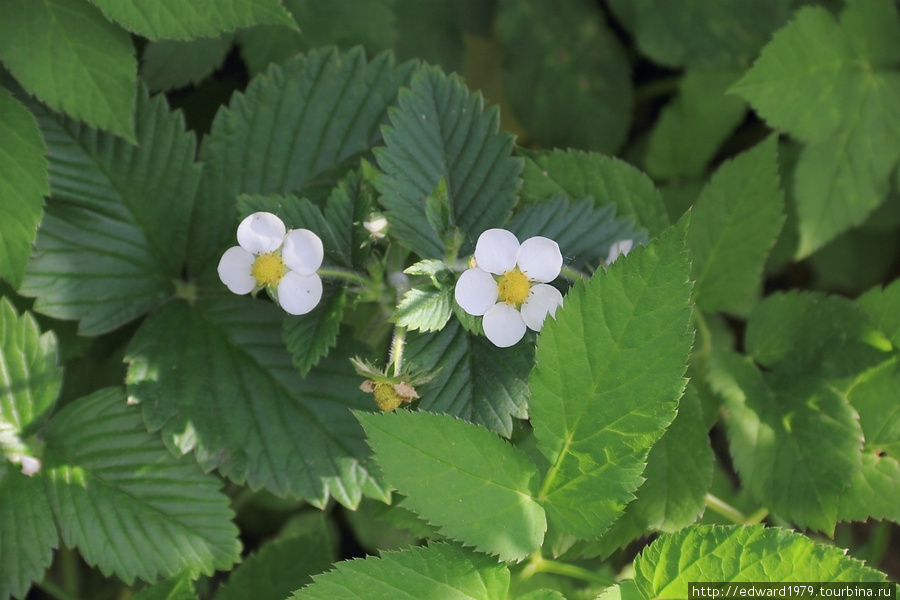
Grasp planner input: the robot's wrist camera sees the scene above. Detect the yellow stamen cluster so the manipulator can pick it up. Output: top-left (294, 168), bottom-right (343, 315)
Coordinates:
top-left (251, 253), bottom-right (286, 286)
top-left (496, 268), bottom-right (531, 305)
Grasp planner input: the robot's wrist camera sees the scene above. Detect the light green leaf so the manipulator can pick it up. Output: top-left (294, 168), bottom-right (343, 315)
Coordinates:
top-left (708, 351), bottom-right (863, 533)
top-left (87, 0), bottom-right (296, 40)
top-left (530, 218), bottom-right (694, 538)
top-left (0, 88), bottom-right (48, 289)
top-left (517, 591), bottom-right (567, 600)
top-left (0, 468), bottom-right (57, 600)
top-left (498, 0), bottom-right (632, 154)
top-left (141, 35), bottom-right (233, 92)
top-left (858, 279), bottom-right (900, 348)
top-left (842, 0), bottom-right (900, 66)
top-left (394, 287), bottom-right (452, 333)
top-left (405, 319), bottom-right (533, 438)
top-left (133, 573), bottom-right (197, 600)
top-left (359, 411), bottom-right (546, 561)
top-left (375, 66), bottom-right (522, 258)
top-left (520, 150), bottom-right (669, 236)
top-left (42, 388), bottom-right (241, 584)
top-left (126, 298), bottom-right (389, 508)
top-left (190, 47), bottom-right (413, 276)
top-left (0, 0), bottom-right (136, 141)
top-left (687, 136), bottom-right (784, 313)
top-left (20, 88), bottom-right (200, 335)
top-left (290, 543), bottom-right (509, 600)
top-left (837, 452), bottom-right (900, 524)
top-left (645, 67), bottom-right (747, 179)
top-left (846, 359), bottom-right (900, 455)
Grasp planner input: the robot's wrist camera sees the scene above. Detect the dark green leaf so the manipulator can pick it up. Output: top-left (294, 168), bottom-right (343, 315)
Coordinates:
top-left (0, 468), bottom-right (56, 600)
top-left (858, 277), bottom-right (900, 348)
top-left (837, 453), bottom-right (900, 524)
top-left (133, 574), bottom-right (197, 600)
top-left (847, 359), bottom-right (900, 455)
top-left (141, 35), bottom-right (233, 92)
top-left (283, 288), bottom-right (346, 377)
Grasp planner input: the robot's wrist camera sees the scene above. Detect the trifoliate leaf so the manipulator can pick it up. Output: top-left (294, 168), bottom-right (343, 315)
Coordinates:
top-left (708, 351), bottom-right (862, 533)
top-left (141, 35), bottom-right (233, 92)
top-left (375, 66), bottom-right (522, 258)
top-left (0, 468), bottom-right (56, 600)
top-left (393, 287), bottom-right (452, 333)
top-left (20, 88), bottom-right (200, 335)
top-left (0, 88), bottom-right (48, 290)
top-left (497, 0), bottom-right (632, 154)
top-left (405, 320), bottom-right (532, 438)
top-left (87, 0), bottom-right (296, 40)
top-left (42, 387), bottom-right (241, 584)
top-left (191, 47), bottom-right (414, 276)
top-left (359, 411), bottom-right (546, 560)
top-left (529, 218), bottom-right (693, 539)
top-left (858, 279), bottom-right (900, 348)
top-left (520, 150), bottom-right (668, 236)
top-left (687, 136), bottom-right (784, 313)
top-left (133, 574), bottom-right (197, 600)
top-left (837, 452), bottom-right (900, 524)
top-left (0, 0), bottom-right (136, 141)
top-left (126, 298), bottom-right (389, 508)
top-left (846, 359), bottom-right (900, 455)
top-left (290, 543), bottom-right (509, 600)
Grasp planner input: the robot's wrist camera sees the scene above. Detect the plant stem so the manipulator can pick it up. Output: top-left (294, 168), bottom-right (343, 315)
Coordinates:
top-left (317, 267), bottom-right (373, 288)
top-left (36, 579), bottom-right (83, 600)
top-left (705, 493), bottom-right (752, 524)
top-left (535, 558), bottom-right (617, 587)
top-left (389, 326), bottom-right (407, 377)
top-left (560, 264), bottom-right (590, 282)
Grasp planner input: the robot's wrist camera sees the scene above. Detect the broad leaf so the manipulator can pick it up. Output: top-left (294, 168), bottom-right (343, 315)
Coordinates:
top-left (282, 289), bottom-right (346, 377)
top-left (141, 36), bottom-right (233, 92)
top-left (837, 453), bottom-right (900, 524)
top-left (687, 136), bottom-right (784, 313)
top-left (20, 88), bottom-right (201, 335)
top-left (405, 319), bottom-right (532, 438)
top-left (0, 88), bottom-right (48, 289)
top-left (846, 359), bottom-right (900, 455)
top-left (42, 388), bottom-right (241, 584)
top-left (858, 274), bottom-right (900, 348)
top-left (529, 218), bottom-right (694, 538)
top-left (375, 66), bottom-right (522, 258)
top-left (0, 468), bottom-right (56, 600)
top-left (359, 411), bottom-right (546, 561)
top-left (290, 543), bottom-right (509, 600)
top-left (126, 298), bottom-right (389, 508)
top-left (0, 0), bottom-right (136, 141)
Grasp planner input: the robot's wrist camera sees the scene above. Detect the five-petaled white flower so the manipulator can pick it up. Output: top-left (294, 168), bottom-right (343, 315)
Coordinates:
top-left (455, 228), bottom-right (564, 348)
top-left (217, 212), bottom-right (324, 315)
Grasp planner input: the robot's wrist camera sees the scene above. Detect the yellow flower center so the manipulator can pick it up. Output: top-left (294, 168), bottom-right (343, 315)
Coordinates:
top-left (497, 268), bottom-right (531, 305)
top-left (251, 253), bottom-right (286, 286)
top-left (373, 383), bottom-right (404, 412)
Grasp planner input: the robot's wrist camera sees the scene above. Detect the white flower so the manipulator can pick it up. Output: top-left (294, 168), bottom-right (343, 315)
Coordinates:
top-left (605, 239), bottom-right (633, 266)
top-left (217, 212), bottom-right (324, 315)
top-left (455, 228), bottom-right (564, 348)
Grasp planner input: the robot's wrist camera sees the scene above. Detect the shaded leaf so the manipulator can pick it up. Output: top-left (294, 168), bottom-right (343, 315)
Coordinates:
top-left (282, 288), bottom-right (346, 377)
top-left (141, 35), bottom-right (233, 92)
top-left (133, 574), bottom-right (197, 600)
top-left (837, 453), bottom-right (900, 524)
top-left (858, 278), bottom-right (900, 348)
top-left (0, 468), bottom-right (56, 600)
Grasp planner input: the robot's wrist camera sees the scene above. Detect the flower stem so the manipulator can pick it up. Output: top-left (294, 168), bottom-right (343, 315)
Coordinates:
top-left (560, 264), bottom-right (590, 282)
top-left (705, 493), bottom-right (767, 524)
top-left (517, 552), bottom-right (616, 588)
top-left (317, 267), bottom-right (373, 288)
top-left (389, 326), bottom-right (407, 377)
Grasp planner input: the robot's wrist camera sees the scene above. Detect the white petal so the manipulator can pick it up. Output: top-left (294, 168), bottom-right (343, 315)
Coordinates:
top-left (19, 455), bottom-right (41, 476)
top-left (277, 272), bottom-right (323, 315)
top-left (237, 212), bottom-right (286, 254)
top-left (606, 239), bottom-right (633, 265)
top-left (217, 246), bottom-right (257, 294)
top-left (474, 228), bottom-right (520, 275)
top-left (282, 229), bottom-right (324, 275)
top-left (454, 268), bottom-right (499, 316)
top-left (483, 303), bottom-right (527, 347)
top-left (517, 236), bottom-right (563, 283)
top-left (521, 283), bottom-right (564, 331)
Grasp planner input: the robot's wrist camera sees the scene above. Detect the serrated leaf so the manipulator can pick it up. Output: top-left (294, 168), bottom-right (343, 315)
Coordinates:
top-left (708, 351), bottom-right (863, 533)
top-left (20, 88), bottom-right (200, 335)
top-left (497, 0), bottom-right (632, 154)
top-left (0, 468), bottom-right (57, 600)
top-left (290, 543), bottom-right (509, 600)
top-left (283, 288), bottom-right (346, 377)
top-left (846, 359), bottom-right (900, 455)
top-left (141, 35), bottom-right (233, 92)
top-left (520, 150), bottom-right (668, 236)
top-left (126, 298), bottom-right (389, 508)
top-left (405, 319), bottom-right (532, 438)
top-left (529, 218), bottom-right (694, 538)
top-left (0, 0), bottom-right (136, 141)
top-left (42, 388), bottom-right (241, 584)
top-left (375, 66), bottom-right (522, 258)
top-left (394, 287), bottom-right (452, 333)
top-left (837, 452), bottom-right (900, 524)
top-left (190, 48), bottom-right (414, 276)
top-left (688, 136), bottom-right (784, 312)
top-left (359, 411), bottom-right (546, 561)
top-left (0, 88), bottom-right (48, 289)
top-left (88, 0), bottom-right (296, 40)
top-left (133, 573), bottom-right (197, 600)
top-left (859, 279), bottom-right (900, 348)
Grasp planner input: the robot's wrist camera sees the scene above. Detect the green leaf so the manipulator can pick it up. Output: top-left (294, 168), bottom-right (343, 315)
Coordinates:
top-left (87, 0), bottom-right (295, 40)
top-left (497, 0), bottom-right (632, 154)
top-left (708, 351), bottom-right (863, 533)
top-left (520, 150), bottom-right (669, 236)
top-left (644, 67), bottom-right (747, 179)
top-left (517, 591), bottom-right (567, 600)
top-left (687, 136), bottom-right (785, 313)
top-left (858, 279), bottom-right (900, 348)
top-left (405, 319), bottom-right (533, 438)
top-left (133, 574), bottom-right (197, 600)
top-left (141, 35), bottom-right (233, 92)
top-left (609, 524), bottom-right (891, 600)
top-left (358, 411), bottom-right (546, 561)
top-left (20, 88), bottom-right (201, 335)
top-left (375, 66), bottom-right (522, 258)
top-left (0, 0), bottom-right (136, 141)
top-left (530, 218), bottom-right (694, 538)
top-left (744, 291), bottom-right (892, 380)
top-left (837, 452), bottom-right (900, 524)
top-left (42, 387), bottom-right (241, 584)
top-left (0, 468), bottom-right (57, 600)
top-left (846, 359), bottom-right (900, 455)
top-left (282, 288), bottom-right (346, 377)
top-left (190, 47), bottom-right (414, 276)
top-left (0, 88), bottom-right (48, 289)
top-left (290, 542), bottom-right (509, 600)
top-left (394, 287), bottom-right (452, 333)
top-left (126, 298), bottom-right (389, 508)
